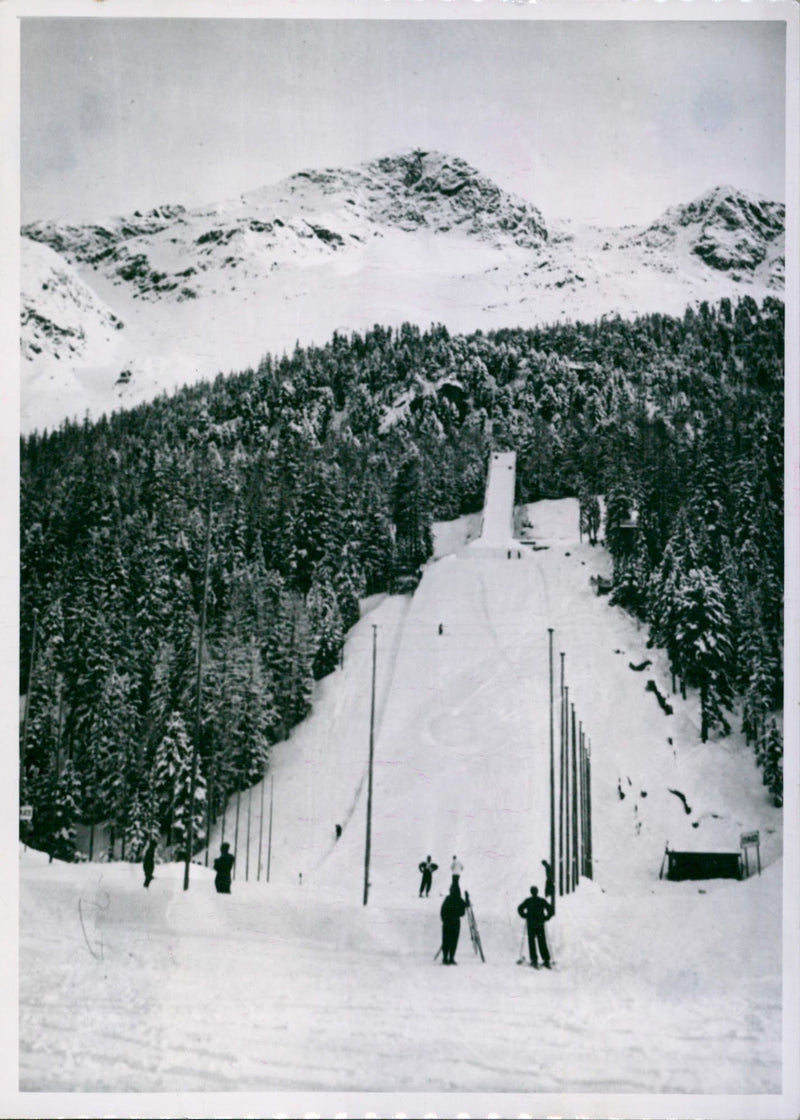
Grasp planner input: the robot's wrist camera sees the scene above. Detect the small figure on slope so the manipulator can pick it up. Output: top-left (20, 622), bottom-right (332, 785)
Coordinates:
top-left (450, 854), bottom-right (463, 889)
top-left (418, 855), bottom-right (438, 898)
top-left (142, 839), bottom-right (157, 889)
top-left (214, 842), bottom-right (235, 895)
top-left (440, 882), bottom-right (467, 965)
top-left (517, 885), bottom-right (553, 969)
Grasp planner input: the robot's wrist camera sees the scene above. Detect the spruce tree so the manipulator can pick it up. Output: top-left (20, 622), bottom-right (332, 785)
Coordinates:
top-left (50, 761), bottom-right (82, 862)
top-left (151, 710), bottom-right (193, 847)
top-left (677, 567), bottom-right (734, 741)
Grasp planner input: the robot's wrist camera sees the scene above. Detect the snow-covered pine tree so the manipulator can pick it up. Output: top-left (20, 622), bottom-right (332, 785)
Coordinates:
top-left (308, 572), bottom-right (345, 680)
top-left (229, 641), bottom-right (277, 786)
top-left (171, 760), bottom-right (206, 861)
top-left (676, 566), bottom-right (734, 741)
top-left (578, 480), bottom-right (601, 546)
top-left (123, 787), bottom-right (159, 860)
top-left (90, 668), bottom-right (139, 856)
top-left (610, 539), bottom-right (650, 619)
top-left (392, 453), bottom-right (433, 576)
top-left (603, 484), bottom-right (634, 562)
top-left (49, 760), bottom-right (82, 862)
top-left (151, 709), bottom-right (193, 847)
top-left (762, 720), bottom-right (783, 806)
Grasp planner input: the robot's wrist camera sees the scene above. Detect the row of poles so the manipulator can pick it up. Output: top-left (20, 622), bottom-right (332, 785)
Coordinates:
top-left (362, 624), bottom-right (593, 910)
top-left (206, 771), bottom-right (275, 883)
top-left (23, 496), bottom-right (592, 902)
top-left (548, 627), bottom-right (593, 912)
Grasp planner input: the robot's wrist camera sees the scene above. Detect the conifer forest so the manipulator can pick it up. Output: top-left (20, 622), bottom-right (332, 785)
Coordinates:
top-left (20, 296), bottom-right (784, 861)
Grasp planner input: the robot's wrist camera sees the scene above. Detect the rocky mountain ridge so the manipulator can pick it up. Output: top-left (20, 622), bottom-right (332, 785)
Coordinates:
top-left (20, 149), bottom-right (784, 432)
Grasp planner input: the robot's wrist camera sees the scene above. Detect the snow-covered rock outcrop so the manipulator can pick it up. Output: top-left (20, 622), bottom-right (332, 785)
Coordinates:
top-left (19, 150), bottom-right (784, 433)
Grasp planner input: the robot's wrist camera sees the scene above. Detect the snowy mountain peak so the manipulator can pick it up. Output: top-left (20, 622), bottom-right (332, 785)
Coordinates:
top-left (237, 147), bottom-right (550, 248)
top-left (19, 151), bottom-right (785, 433)
top-left (628, 185), bottom-right (785, 280)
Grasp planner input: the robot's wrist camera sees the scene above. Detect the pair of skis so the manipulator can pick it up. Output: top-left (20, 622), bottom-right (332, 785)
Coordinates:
top-left (433, 898), bottom-right (485, 963)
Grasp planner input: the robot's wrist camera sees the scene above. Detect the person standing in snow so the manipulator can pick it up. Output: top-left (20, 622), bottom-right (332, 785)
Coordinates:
top-left (142, 839), bottom-right (157, 889)
top-left (440, 882), bottom-right (467, 964)
top-left (213, 842), bottom-right (235, 894)
top-left (450, 855), bottom-right (463, 889)
top-left (418, 855), bottom-right (438, 898)
top-left (517, 886), bottom-right (553, 968)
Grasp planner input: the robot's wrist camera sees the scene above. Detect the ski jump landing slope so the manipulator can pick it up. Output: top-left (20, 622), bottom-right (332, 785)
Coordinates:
top-left (19, 476), bottom-right (785, 1093)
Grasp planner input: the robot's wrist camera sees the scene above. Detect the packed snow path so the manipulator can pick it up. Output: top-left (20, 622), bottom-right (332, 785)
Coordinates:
top-left (19, 499), bottom-right (783, 1094)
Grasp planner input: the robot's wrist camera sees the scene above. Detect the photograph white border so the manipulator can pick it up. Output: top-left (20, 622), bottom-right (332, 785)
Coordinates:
top-left (2, 1), bottom-right (797, 1117)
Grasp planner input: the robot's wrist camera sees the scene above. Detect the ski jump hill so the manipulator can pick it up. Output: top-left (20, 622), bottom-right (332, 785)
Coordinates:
top-left (19, 451), bottom-right (785, 1095)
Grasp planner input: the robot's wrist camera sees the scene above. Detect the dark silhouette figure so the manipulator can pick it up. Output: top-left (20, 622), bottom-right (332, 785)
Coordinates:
top-left (214, 842), bottom-right (235, 894)
top-left (541, 858), bottom-right (554, 902)
top-left (418, 855), bottom-right (438, 897)
top-left (440, 883), bottom-right (467, 964)
top-left (142, 840), bottom-right (157, 889)
top-left (517, 886), bottom-right (553, 968)
top-left (335, 823), bottom-right (342, 841)
top-left (438, 623), bottom-right (444, 635)
top-left (450, 854), bottom-right (463, 889)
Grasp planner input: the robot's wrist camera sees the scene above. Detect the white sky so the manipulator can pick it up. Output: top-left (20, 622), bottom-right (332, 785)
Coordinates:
top-left (21, 17), bottom-right (786, 227)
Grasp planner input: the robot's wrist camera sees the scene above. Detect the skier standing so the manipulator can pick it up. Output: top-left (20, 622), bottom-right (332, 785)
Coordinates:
top-left (213, 842), bottom-right (235, 894)
top-left (440, 883), bottom-right (467, 965)
top-left (418, 855), bottom-right (438, 898)
top-left (450, 855), bottom-right (463, 889)
top-left (142, 839), bottom-right (157, 889)
top-left (517, 885), bottom-right (554, 968)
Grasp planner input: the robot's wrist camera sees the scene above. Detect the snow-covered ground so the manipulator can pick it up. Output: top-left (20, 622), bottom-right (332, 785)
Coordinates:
top-left (18, 490), bottom-right (793, 1112)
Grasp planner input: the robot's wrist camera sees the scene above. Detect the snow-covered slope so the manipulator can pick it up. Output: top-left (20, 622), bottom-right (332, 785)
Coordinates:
top-left (20, 150), bottom-right (785, 433)
top-left (19, 499), bottom-right (783, 1096)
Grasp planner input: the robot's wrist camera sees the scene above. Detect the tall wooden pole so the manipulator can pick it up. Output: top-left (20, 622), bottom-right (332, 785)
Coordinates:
top-left (571, 703), bottom-right (579, 890)
top-left (257, 771), bottom-right (266, 881)
top-left (204, 758), bottom-right (214, 867)
top-left (582, 739), bottom-right (587, 878)
top-left (266, 773), bottom-right (274, 883)
top-left (558, 652), bottom-right (565, 897)
top-left (233, 789), bottom-right (241, 880)
top-left (363, 624), bottom-right (377, 906)
top-left (184, 492), bottom-right (212, 891)
top-left (20, 607), bottom-right (39, 803)
top-left (560, 680), bottom-right (566, 891)
top-left (579, 728), bottom-right (586, 878)
top-left (245, 785), bottom-right (253, 881)
top-left (548, 628), bottom-right (555, 914)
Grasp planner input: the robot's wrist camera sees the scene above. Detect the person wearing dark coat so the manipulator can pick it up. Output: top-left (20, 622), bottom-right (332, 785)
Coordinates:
top-left (440, 883), bottom-right (467, 964)
top-left (418, 855), bottom-right (438, 898)
top-left (142, 839), bottom-right (157, 889)
top-left (214, 842), bottom-right (235, 894)
top-left (517, 885), bottom-right (554, 968)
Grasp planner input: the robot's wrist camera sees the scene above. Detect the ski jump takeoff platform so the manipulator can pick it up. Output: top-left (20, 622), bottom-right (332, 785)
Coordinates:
top-left (463, 450), bottom-right (529, 559)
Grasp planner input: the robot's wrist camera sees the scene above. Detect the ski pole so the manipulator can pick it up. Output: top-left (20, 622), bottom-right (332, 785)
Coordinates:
top-left (517, 928), bottom-right (527, 964)
top-left (434, 946), bottom-right (442, 961)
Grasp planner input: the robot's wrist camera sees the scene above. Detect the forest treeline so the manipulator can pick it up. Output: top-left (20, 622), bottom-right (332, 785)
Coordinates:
top-left (20, 295), bottom-right (784, 859)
